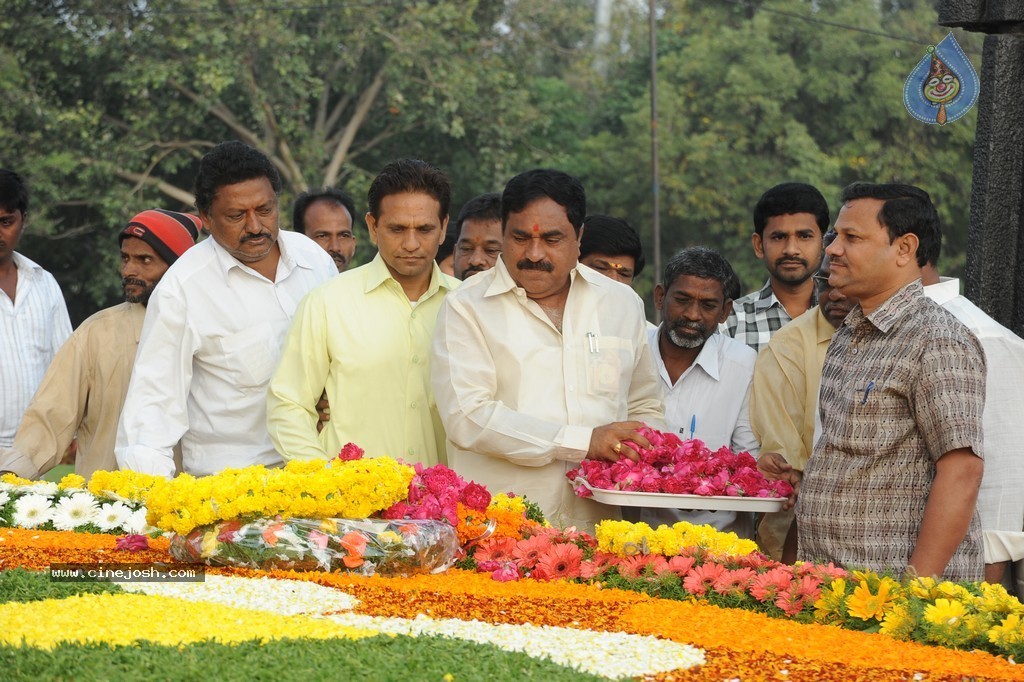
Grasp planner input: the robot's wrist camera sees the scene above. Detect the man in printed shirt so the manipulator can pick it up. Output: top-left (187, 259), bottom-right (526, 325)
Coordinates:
top-left (797, 182), bottom-right (986, 581)
top-left (726, 183), bottom-right (828, 352)
top-left (431, 168), bottom-right (664, 532)
top-left (0, 210), bottom-right (199, 480)
top-left (0, 169), bottom-right (72, 449)
top-left (268, 159), bottom-right (458, 466)
top-left (116, 141), bottom-right (336, 478)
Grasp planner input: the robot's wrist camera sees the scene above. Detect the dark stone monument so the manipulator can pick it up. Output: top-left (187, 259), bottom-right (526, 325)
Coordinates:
top-left (940, 1), bottom-right (1024, 337)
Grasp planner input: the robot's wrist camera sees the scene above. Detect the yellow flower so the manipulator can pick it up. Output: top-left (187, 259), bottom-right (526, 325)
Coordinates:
top-left (988, 613), bottom-right (1024, 648)
top-left (813, 578), bottom-right (848, 621)
top-left (379, 531), bottom-right (403, 544)
top-left (923, 598), bottom-right (967, 627)
top-left (880, 601), bottom-right (916, 640)
top-left (57, 473), bottom-right (86, 490)
top-left (846, 579), bottom-right (897, 622)
top-left (907, 576), bottom-right (937, 600)
top-left (200, 530), bottom-right (220, 558)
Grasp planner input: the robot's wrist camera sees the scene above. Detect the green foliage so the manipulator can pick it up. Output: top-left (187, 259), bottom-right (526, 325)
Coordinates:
top-left (0, 568), bottom-right (123, 604)
top-left (0, 634), bottom-right (604, 682)
top-left (0, 0), bottom-right (980, 320)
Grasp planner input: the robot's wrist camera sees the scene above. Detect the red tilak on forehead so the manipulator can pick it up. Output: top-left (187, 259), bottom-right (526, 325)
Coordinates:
top-left (532, 223), bottom-right (540, 233)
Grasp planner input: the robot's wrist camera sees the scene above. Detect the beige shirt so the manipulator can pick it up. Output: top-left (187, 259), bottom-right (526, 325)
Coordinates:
top-left (749, 306), bottom-right (834, 559)
top-left (0, 302), bottom-right (144, 480)
top-left (431, 260), bottom-right (664, 532)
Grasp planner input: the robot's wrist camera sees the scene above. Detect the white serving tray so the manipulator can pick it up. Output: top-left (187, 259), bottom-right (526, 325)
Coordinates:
top-left (572, 478), bottom-right (785, 513)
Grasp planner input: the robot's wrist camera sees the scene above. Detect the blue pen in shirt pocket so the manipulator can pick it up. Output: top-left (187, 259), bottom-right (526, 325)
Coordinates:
top-left (860, 380), bottom-right (876, 405)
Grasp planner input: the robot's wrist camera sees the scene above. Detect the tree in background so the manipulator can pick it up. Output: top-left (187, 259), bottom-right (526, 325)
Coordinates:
top-left (0, 0), bottom-right (977, 321)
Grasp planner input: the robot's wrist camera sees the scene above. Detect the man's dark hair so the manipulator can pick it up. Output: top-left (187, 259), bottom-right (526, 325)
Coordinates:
top-left (501, 169), bottom-right (586, 233)
top-left (367, 159), bottom-right (450, 220)
top-left (839, 182), bottom-right (939, 268)
top-left (455, 192), bottom-right (502, 234)
top-left (580, 214), bottom-right (646, 276)
top-left (193, 141), bottom-right (282, 215)
top-left (753, 182), bottom-right (830, 236)
top-left (292, 187), bottom-right (357, 234)
top-left (435, 221), bottom-right (459, 264)
top-left (662, 246), bottom-right (738, 302)
top-left (0, 169), bottom-right (28, 215)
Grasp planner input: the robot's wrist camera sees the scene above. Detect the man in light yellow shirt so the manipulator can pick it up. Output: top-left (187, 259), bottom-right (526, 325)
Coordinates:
top-left (268, 159), bottom-right (458, 466)
top-left (751, 234), bottom-right (855, 560)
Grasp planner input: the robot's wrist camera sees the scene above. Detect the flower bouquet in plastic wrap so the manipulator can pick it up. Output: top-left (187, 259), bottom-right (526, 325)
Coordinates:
top-left (169, 516), bottom-right (458, 575)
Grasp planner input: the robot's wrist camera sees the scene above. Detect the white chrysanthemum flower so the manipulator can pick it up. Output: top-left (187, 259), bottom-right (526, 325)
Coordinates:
top-left (51, 492), bottom-right (99, 530)
top-left (96, 501), bottom-right (132, 532)
top-left (33, 481), bottom-right (59, 497)
top-left (0, 490), bottom-right (10, 506)
top-left (124, 508), bottom-right (149, 534)
top-left (12, 493), bottom-right (53, 528)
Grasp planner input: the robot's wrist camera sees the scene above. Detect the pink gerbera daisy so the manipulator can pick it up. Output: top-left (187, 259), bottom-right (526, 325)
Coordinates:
top-left (533, 543), bottom-right (584, 580)
top-left (512, 535), bottom-right (552, 569)
top-left (683, 562), bottom-right (727, 596)
top-left (712, 567), bottom-right (756, 596)
top-left (474, 536), bottom-right (517, 565)
top-left (749, 566), bottom-right (794, 603)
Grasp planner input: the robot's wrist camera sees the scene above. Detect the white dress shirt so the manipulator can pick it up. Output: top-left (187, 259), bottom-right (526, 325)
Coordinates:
top-left (925, 277), bottom-right (1024, 565)
top-left (431, 259), bottom-right (664, 532)
top-left (1, 252), bottom-right (72, 447)
top-left (632, 327), bottom-right (759, 533)
top-left (116, 231), bottom-right (336, 478)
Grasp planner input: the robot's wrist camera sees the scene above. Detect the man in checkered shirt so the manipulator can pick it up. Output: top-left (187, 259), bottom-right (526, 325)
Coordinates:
top-left (726, 183), bottom-right (829, 352)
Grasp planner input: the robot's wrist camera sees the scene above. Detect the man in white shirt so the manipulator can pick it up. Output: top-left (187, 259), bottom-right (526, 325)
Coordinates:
top-left (116, 141), bottom-right (336, 478)
top-left (635, 246), bottom-right (759, 536)
top-left (0, 169), bottom-right (73, 449)
top-left (431, 169), bottom-right (664, 532)
top-left (922, 246), bottom-right (1024, 595)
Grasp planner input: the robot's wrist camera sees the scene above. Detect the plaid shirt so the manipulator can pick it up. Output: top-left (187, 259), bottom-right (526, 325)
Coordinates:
top-left (796, 281), bottom-right (986, 581)
top-left (725, 279), bottom-right (817, 353)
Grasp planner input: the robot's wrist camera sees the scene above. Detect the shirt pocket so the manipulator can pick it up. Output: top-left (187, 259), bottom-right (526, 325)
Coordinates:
top-left (216, 322), bottom-right (277, 389)
top-left (584, 335), bottom-right (635, 397)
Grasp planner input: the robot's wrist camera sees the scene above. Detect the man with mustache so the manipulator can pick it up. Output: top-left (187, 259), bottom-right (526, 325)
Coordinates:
top-left (0, 210), bottom-right (199, 480)
top-left (628, 246), bottom-right (759, 536)
top-left (797, 182), bottom-right (985, 581)
top-left (452, 192), bottom-right (502, 280)
top-left (751, 232), bottom-right (857, 561)
top-left (726, 183), bottom-right (829, 352)
top-left (292, 187), bottom-right (357, 272)
top-left (0, 169), bottom-right (72, 451)
top-left (431, 168), bottom-right (663, 532)
top-left (269, 159), bottom-right (458, 466)
top-left (116, 141), bottom-right (336, 478)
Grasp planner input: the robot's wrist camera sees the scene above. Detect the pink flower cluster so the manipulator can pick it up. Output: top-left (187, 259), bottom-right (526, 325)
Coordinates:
top-left (473, 527), bottom-right (597, 581)
top-left (382, 463), bottom-right (491, 526)
top-left (335, 442), bottom-right (365, 461)
top-left (567, 426), bottom-right (793, 499)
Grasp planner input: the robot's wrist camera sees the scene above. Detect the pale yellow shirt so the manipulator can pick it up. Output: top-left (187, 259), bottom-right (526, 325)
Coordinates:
top-left (431, 259), bottom-right (664, 532)
top-left (268, 254), bottom-right (458, 466)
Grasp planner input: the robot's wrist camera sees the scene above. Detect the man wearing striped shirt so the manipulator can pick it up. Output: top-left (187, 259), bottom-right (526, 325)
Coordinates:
top-left (0, 169), bottom-right (72, 449)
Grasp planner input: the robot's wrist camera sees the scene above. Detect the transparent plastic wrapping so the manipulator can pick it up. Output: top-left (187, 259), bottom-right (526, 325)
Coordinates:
top-left (169, 517), bottom-right (459, 576)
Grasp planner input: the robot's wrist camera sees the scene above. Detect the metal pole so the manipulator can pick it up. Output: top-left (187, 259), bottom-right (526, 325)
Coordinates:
top-left (649, 0), bottom-right (661, 320)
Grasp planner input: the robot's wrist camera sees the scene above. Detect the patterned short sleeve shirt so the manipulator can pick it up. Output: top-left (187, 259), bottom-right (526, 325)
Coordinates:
top-left (796, 280), bottom-right (986, 581)
top-left (726, 279), bottom-right (817, 353)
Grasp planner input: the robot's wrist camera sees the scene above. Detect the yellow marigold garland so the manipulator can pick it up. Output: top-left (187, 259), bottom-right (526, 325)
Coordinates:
top-left (145, 458), bottom-right (415, 535)
top-left (595, 519), bottom-right (759, 558)
top-left (87, 470), bottom-right (167, 502)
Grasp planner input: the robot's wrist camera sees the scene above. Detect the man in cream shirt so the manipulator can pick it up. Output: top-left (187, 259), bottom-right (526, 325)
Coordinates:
top-left (431, 169), bottom-right (664, 532)
top-left (116, 141), bottom-right (336, 478)
top-left (268, 159), bottom-right (458, 466)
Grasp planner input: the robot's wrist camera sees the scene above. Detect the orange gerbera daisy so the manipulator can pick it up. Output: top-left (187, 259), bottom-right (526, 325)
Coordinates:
top-left (534, 543), bottom-right (584, 580)
top-left (512, 535), bottom-right (551, 569)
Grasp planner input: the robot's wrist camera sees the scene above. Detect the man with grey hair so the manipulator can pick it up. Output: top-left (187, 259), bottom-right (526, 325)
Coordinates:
top-left (632, 246), bottom-right (759, 536)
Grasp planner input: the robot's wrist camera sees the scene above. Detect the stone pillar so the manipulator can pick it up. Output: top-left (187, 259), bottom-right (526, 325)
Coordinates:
top-left (940, 2), bottom-right (1024, 337)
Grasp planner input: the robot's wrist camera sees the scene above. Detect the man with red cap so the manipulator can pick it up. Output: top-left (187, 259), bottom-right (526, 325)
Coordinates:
top-left (0, 209), bottom-right (200, 480)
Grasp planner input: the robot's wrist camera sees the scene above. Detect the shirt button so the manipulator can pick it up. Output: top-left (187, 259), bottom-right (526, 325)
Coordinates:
top-left (410, 401), bottom-right (418, 409)
top-left (412, 356), bottom-right (420, 364)
top-left (411, 312), bottom-right (417, 319)
top-left (568, 385), bottom-right (575, 392)
top-left (407, 448), bottom-right (415, 456)
top-left (852, 348), bottom-right (858, 355)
